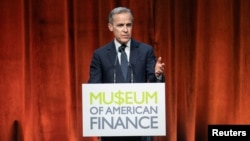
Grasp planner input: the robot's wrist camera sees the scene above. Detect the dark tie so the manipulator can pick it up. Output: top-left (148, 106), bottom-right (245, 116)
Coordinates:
top-left (119, 44), bottom-right (128, 80)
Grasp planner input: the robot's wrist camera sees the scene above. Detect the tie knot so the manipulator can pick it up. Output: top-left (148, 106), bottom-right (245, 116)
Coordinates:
top-left (119, 44), bottom-right (126, 52)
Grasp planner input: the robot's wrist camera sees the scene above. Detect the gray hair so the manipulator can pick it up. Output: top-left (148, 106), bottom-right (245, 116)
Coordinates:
top-left (108, 7), bottom-right (134, 24)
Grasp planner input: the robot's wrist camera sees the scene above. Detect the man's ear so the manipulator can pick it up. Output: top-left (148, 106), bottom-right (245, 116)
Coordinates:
top-left (108, 23), bottom-right (113, 31)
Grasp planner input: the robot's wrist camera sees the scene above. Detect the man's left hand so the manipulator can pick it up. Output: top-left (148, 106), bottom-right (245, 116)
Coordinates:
top-left (155, 57), bottom-right (165, 77)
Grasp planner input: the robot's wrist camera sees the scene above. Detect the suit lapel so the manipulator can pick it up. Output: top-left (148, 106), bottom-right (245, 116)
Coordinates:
top-left (107, 42), bottom-right (117, 66)
top-left (129, 39), bottom-right (140, 67)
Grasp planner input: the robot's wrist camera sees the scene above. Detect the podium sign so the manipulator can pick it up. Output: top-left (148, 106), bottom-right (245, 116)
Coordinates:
top-left (82, 83), bottom-right (166, 137)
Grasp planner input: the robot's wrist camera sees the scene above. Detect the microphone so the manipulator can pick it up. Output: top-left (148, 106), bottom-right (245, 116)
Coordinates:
top-left (118, 45), bottom-right (134, 83)
top-left (130, 63), bottom-right (135, 83)
top-left (113, 52), bottom-right (118, 83)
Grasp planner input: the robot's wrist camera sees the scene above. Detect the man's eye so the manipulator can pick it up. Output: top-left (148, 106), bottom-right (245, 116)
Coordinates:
top-left (126, 24), bottom-right (132, 27)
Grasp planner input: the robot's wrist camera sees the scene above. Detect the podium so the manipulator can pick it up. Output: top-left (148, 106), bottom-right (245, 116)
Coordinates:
top-left (82, 83), bottom-right (166, 137)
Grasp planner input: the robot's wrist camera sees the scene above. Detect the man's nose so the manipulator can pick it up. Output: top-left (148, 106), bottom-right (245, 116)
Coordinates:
top-left (122, 25), bottom-right (128, 32)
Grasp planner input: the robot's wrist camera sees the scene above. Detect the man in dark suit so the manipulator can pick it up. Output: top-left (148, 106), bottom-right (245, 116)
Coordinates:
top-left (88, 7), bottom-right (165, 141)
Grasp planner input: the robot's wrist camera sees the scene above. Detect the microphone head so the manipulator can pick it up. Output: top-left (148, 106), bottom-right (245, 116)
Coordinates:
top-left (118, 46), bottom-right (122, 52)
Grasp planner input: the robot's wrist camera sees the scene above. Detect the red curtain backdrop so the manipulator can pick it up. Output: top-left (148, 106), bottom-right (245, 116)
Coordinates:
top-left (0, 0), bottom-right (249, 141)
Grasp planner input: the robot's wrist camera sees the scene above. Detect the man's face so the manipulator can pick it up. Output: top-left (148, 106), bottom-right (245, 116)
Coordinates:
top-left (108, 12), bottom-right (133, 44)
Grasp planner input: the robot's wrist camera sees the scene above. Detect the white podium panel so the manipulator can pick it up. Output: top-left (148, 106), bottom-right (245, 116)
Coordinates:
top-left (82, 83), bottom-right (166, 137)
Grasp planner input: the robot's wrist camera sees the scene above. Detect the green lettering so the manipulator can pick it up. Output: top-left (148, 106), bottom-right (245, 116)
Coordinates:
top-left (90, 92), bottom-right (103, 104)
top-left (145, 91), bottom-right (158, 104)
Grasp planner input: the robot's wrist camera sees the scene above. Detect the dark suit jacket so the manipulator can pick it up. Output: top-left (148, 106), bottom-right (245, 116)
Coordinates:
top-left (88, 39), bottom-right (164, 83)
